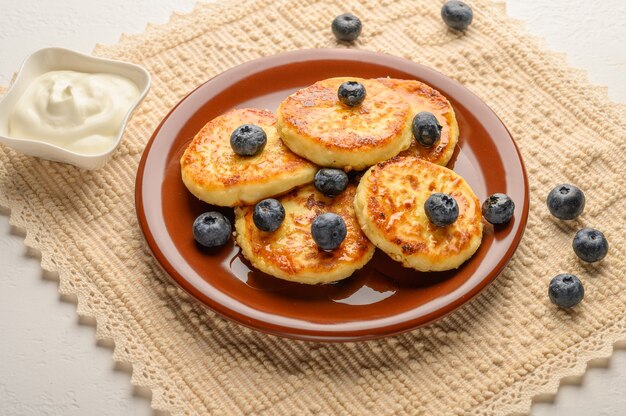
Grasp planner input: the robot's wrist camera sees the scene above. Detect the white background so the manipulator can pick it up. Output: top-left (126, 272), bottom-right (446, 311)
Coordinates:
top-left (0, 1), bottom-right (624, 415)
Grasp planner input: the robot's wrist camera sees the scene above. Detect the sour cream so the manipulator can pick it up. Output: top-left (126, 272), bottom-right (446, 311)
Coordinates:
top-left (9, 70), bottom-right (139, 155)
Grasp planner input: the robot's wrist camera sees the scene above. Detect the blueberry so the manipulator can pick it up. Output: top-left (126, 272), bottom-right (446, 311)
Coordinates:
top-left (549, 274), bottom-right (584, 309)
top-left (547, 184), bottom-right (585, 220)
top-left (230, 124), bottom-right (267, 156)
top-left (482, 193), bottom-right (515, 224)
top-left (331, 13), bottom-right (362, 42)
top-left (424, 193), bottom-right (459, 226)
top-left (441, 1), bottom-right (473, 31)
top-left (338, 81), bottom-right (366, 107)
top-left (253, 199), bottom-right (285, 232)
top-left (311, 213), bottom-right (347, 250)
top-left (573, 228), bottom-right (608, 263)
top-left (193, 212), bottom-right (231, 248)
top-left (314, 168), bottom-right (349, 197)
top-left (412, 112), bottom-right (442, 147)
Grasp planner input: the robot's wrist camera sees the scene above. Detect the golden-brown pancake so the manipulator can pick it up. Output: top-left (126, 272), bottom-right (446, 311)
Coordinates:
top-left (181, 108), bottom-right (317, 207)
top-left (276, 77), bottom-right (412, 171)
top-left (377, 78), bottom-right (459, 166)
top-left (354, 157), bottom-right (482, 271)
top-left (235, 183), bottom-right (375, 284)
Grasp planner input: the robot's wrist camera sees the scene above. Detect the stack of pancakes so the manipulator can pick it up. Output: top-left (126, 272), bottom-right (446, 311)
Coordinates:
top-left (180, 77), bottom-right (482, 284)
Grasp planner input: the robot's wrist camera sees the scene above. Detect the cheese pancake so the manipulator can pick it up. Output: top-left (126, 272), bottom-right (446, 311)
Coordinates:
top-left (377, 78), bottom-right (459, 166)
top-left (235, 184), bottom-right (375, 284)
top-left (181, 108), bottom-right (317, 207)
top-left (276, 77), bottom-right (412, 171)
top-left (354, 157), bottom-right (483, 272)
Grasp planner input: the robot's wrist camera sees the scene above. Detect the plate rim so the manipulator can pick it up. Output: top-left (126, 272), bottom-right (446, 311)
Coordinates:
top-left (135, 48), bottom-right (529, 342)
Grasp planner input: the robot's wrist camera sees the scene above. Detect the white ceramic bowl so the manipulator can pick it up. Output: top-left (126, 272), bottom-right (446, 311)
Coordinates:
top-left (0, 47), bottom-right (151, 170)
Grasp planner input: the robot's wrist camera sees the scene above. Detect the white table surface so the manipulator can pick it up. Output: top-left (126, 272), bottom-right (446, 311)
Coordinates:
top-left (0, 1), bottom-right (624, 415)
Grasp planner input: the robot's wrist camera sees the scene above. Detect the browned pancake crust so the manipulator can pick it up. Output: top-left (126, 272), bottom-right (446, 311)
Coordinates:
top-left (276, 77), bottom-right (412, 170)
top-left (355, 157), bottom-right (482, 271)
top-left (377, 78), bottom-right (459, 166)
top-left (180, 108), bottom-right (316, 206)
top-left (235, 183), bottom-right (374, 284)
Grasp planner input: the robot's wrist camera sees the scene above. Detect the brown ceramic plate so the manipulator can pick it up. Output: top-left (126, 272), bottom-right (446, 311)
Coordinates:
top-left (136, 49), bottom-right (528, 342)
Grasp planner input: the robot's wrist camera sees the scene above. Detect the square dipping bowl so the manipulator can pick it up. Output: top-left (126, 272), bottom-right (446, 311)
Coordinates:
top-left (0, 47), bottom-right (151, 170)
